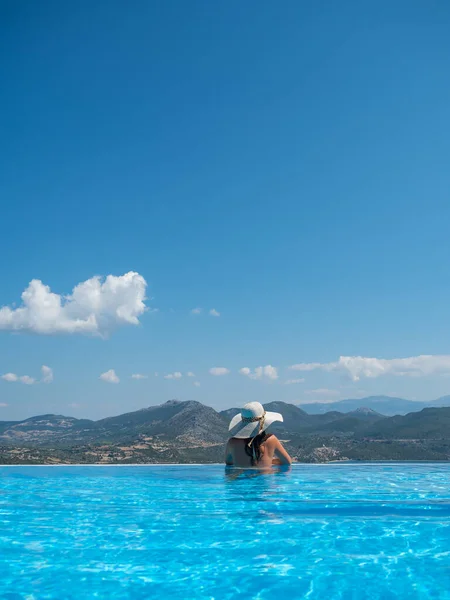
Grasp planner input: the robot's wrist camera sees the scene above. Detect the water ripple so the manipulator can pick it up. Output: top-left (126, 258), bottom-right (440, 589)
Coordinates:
top-left (0, 463), bottom-right (449, 599)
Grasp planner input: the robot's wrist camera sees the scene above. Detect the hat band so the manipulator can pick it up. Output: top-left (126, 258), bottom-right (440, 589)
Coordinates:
top-left (241, 411), bottom-right (266, 424)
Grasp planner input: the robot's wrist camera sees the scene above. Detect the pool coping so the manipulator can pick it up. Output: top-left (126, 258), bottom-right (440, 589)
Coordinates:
top-left (1, 461), bottom-right (449, 467)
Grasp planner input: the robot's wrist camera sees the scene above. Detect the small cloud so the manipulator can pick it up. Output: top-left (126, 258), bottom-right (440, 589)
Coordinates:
top-left (289, 362), bottom-right (324, 372)
top-left (131, 373), bottom-right (148, 380)
top-left (154, 372), bottom-right (159, 377)
top-left (68, 402), bottom-right (80, 409)
top-left (186, 371), bottom-right (195, 377)
top-left (258, 365), bottom-right (279, 380)
top-left (209, 309), bottom-right (220, 317)
top-left (239, 365), bottom-right (278, 381)
top-left (1, 373), bottom-right (18, 382)
top-left (284, 378), bottom-right (305, 385)
top-left (190, 308), bottom-right (202, 315)
top-left (164, 372), bottom-right (182, 380)
top-left (209, 367), bottom-right (230, 376)
top-left (100, 369), bottom-right (120, 384)
top-left (1, 373), bottom-right (36, 384)
top-left (41, 365), bottom-right (54, 383)
top-left (0, 403), bottom-right (8, 407)
top-left (193, 381), bottom-right (201, 387)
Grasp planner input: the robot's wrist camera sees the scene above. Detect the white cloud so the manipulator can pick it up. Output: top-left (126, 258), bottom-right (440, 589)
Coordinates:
top-left (1, 372), bottom-right (36, 384)
top-left (209, 367), bottom-right (230, 376)
top-left (289, 354), bottom-right (450, 381)
top-left (1, 366), bottom-right (52, 384)
top-left (68, 402), bottom-right (80, 409)
top-left (209, 309), bottom-right (220, 317)
top-left (239, 367), bottom-right (251, 377)
top-left (1, 373), bottom-right (18, 382)
top-left (284, 378), bottom-right (305, 385)
top-left (0, 403), bottom-right (8, 407)
top-left (100, 369), bottom-right (120, 384)
top-left (154, 372), bottom-right (159, 377)
top-left (131, 373), bottom-right (148, 380)
top-left (191, 308), bottom-right (202, 315)
top-left (186, 371), bottom-right (195, 377)
top-left (164, 372), bottom-right (182, 380)
top-left (239, 365), bottom-right (279, 381)
top-left (0, 271), bottom-right (148, 337)
top-left (193, 381), bottom-right (201, 387)
top-left (288, 362), bottom-right (325, 372)
top-left (41, 365), bottom-right (53, 383)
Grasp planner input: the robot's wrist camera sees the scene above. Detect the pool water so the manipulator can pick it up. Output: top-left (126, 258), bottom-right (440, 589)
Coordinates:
top-left (0, 464), bottom-right (449, 599)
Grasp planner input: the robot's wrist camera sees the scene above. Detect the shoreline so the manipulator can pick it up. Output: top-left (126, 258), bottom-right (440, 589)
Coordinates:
top-left (1, 460), bottom-right (450, 467)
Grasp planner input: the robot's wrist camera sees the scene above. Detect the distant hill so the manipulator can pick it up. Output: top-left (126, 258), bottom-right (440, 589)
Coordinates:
top-left (361, 407), bottom-right (450, 439)
top-left (1, 400), bottom-right (450, 463)
top-left (258, 401), bottom-right (313, 433)
top-left (298, 396), bottom-right (450, 416)
top-left (0, 414), bottom-right (96, 445)
top-left (313, 416), bottom-right (372, 434)
top-left (430, 395), bottom-right (450, 408)
top-left (0, 401), bottom-right (228, 447)
top-left (346, 407), bottom-right (385, 420)
top-left (309, 408), bottom-right (385, 435)
top-left (219, 407), bottom-right (240, 423)
top-left (96, 400), bottom-right (227, 444)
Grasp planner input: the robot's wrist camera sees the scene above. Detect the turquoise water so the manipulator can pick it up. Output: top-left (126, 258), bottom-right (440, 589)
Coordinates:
top-left (0, 464), bottom-right (449, 599)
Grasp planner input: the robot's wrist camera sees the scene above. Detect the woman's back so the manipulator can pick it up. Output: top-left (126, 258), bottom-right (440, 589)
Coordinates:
top-left (226, 433), bottom-right (291, 468)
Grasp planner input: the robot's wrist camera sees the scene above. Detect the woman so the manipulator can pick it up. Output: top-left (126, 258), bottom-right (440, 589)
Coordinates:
top-left (225, 401), bottom-right (292, 468)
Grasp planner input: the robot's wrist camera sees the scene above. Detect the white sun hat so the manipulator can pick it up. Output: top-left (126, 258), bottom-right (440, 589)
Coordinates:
top-left (228, 401), bottom-right (283, 439)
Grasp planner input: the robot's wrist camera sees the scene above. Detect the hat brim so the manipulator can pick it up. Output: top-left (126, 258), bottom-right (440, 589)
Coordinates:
top-left (228, 411), bottom-right (283, 438)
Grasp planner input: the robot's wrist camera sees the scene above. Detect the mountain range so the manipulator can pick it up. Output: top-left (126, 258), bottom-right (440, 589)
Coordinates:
top-left (299, 395), bottom-right (450, 416)
top-left (1, 398), bottom-right (450, 464)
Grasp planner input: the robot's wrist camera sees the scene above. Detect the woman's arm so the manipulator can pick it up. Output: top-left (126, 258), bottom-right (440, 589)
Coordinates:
top-left (225, 439), bottom-right (234, 465)
top-left (273, 437), bottom-right (292, 465)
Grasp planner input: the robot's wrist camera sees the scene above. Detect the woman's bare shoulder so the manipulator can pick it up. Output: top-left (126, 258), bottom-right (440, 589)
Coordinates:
top-left (266, 434), bottom-right (280, 446)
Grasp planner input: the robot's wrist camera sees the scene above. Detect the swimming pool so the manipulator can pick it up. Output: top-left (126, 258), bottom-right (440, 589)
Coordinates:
top-left (0, 463), bottom-right (448, 599)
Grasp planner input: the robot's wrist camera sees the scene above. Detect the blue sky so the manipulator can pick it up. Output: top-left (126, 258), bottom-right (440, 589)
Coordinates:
top-left (1, 1), bottom-right (450, 420)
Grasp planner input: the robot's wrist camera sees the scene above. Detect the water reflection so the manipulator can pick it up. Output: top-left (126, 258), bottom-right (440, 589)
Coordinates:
top-left (224, 465), bottom-right (291, 482)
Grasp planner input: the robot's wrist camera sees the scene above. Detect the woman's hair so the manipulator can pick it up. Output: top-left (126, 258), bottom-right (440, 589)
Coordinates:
top-left (244, 432), bottom-right (273, 466)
